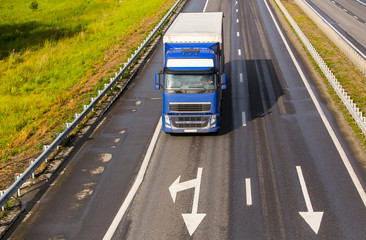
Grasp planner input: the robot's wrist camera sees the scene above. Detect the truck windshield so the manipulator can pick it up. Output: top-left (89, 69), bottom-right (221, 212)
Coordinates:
top-left (164, 73), bottom-right (216, 94)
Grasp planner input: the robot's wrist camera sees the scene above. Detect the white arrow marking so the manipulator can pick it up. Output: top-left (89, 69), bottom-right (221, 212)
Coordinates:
top-left (169, 168), bottom-right (206, 236)
top-left (296, 166), bottom-right (323, 234)
top-left (182, 213), bottom-right (206, 236)
top-left (169, 176), bottom-right (197, 203)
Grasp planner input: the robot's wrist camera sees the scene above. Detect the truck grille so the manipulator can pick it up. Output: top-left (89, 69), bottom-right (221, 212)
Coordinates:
top-left (171, 116), bottom-right (209, 128)
top-left (169, 103), bottom-right (211, 112)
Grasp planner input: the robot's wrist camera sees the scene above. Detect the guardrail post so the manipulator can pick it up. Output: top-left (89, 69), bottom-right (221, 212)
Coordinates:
top-left (0, 191), bottom-right (5, 211)
top-left (15, 174), bottom-right (22, 197)
top-left (91, 97), bottom-right (96, 111)
top-left (43, 145), bottom-right (50, 162)
top-left (29, 159), bottom-right (35, 178)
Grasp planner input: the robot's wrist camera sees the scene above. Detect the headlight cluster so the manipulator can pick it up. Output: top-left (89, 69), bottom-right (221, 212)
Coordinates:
top-left (210, 115), bottom-right (217, 128)
top-left (210, 115), bottom-right (216, 125)
top-left (164, 115), bottom-right (171, 127)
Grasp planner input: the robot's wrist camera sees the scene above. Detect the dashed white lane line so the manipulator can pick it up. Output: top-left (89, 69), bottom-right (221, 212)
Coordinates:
top-left (242, 111), bottom-right (246, 126)
top-left (239, 72), bottom-right (243, 82)
top-left (238, 49), bottom-right (242, 56)
top-left (237, 32), bottom-right (240, 37)
top-left (246, 178), bottom-right (252, 205)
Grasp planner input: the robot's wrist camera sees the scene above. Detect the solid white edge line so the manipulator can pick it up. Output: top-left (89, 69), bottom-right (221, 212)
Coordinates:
top-left (264, 0), bottom-right (366, 207)
top-left (245, 178), bottom-right (252, 206)
top-left (356, 0), bottom-right (366, 7)
top-left (103, 118), bottom-right (162, 240)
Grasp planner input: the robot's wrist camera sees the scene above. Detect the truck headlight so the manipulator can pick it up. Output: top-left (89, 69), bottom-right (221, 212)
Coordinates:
top-left (210, 115), bottom-right (216, 125)
top-left (164, 115), bottom-right (171, 125)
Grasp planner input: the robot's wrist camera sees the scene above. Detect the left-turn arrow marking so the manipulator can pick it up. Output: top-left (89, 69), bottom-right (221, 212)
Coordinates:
top-left (169, 176), bottom-right (198, 203)
top-left (169, 168), bottom-right (205, 236)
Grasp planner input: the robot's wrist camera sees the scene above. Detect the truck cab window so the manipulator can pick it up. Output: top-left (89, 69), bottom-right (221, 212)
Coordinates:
top-left (165, 74), bottom-right (216, 93)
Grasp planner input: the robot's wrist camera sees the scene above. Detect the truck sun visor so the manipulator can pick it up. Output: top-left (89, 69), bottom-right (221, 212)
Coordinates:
top-left (166, 58), bottom-right (214, 68)
top-left (164, 67), bottom-right (216, 75)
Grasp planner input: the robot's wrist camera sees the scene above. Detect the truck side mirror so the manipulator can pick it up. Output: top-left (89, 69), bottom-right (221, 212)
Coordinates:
top-left (155, 73), bottom-right (161, 90)
top-left (221, 73), bottom-right (227, 90)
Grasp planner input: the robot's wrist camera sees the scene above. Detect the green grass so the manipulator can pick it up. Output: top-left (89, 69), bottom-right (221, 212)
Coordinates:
top-left (0, 0), bottom-right (174, 158)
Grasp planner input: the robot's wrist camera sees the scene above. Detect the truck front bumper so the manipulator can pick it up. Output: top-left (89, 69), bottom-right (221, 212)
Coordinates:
top-left (161, 114), bottom-right (220, 133)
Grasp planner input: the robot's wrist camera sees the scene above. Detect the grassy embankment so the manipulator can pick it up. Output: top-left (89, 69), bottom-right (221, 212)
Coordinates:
top-left (273, 0), bottom-right (366, 148)
top-left (0, 0), bottom-right (175, 188)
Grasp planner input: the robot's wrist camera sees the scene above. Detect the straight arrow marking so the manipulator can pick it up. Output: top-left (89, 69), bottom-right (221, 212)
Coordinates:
top-left (182, 213), bottom-right (206, 236)
top-left (296, 166), bottom-right (323, 234)
top-left (192, 168), bottom-right (203, 214)
top-left (297, 166), bottom-right (313, 212)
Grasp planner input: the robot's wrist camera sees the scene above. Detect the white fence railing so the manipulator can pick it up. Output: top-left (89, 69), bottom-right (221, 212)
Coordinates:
top-left (274, 0), bottom-right (366, 135)
top-left (0, 0), bottom-right (184, 210)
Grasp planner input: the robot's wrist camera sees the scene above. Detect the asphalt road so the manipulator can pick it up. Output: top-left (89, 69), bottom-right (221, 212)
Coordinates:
top-left (306, 0), bottom-right (366, 55)
top-left (5, 0), bottom-right (366, 239)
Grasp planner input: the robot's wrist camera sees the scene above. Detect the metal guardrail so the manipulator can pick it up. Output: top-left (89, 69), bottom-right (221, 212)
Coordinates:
top-left (274, 0), bottom-right (366, 135)
top-left (0, 0), bottom-right (184, 210)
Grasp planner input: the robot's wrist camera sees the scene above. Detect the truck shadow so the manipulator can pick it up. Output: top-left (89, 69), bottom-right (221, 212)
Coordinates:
top-left (218, 59), bottom-right (285, 135)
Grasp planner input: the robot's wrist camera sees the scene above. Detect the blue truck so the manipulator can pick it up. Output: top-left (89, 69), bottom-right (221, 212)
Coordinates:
top-left (155, 12), bottom-right (227, 133)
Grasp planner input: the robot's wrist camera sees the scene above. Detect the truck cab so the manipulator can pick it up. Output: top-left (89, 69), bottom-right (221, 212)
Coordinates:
top-left (155, 12), bottom-right (226, 133)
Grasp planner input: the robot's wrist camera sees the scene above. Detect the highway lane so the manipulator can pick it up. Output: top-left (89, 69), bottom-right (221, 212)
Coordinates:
top-left (6, 0), bottom-right (366, 239)
top-left (306, 0), bottom-right (366, 54)
top-left (110, 0), bottom-right (366, 239)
